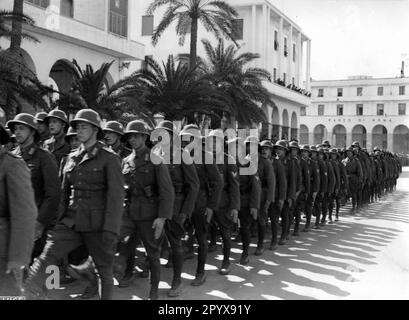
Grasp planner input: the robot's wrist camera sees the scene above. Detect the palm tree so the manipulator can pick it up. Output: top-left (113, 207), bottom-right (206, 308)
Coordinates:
top-left (0, 9), bottom-right (38, 48)
top-left (147, 0), bottom-right (238, 68)
top-left (200, 39), bottom-right (271, 127)
top-left (117, 55), bottom-right (229, 124)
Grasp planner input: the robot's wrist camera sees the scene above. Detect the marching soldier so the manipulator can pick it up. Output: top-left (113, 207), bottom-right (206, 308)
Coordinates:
top-left (294, 144), bottom-right (311, 234)
top-left (249, 137), bottom-right (275, 256)
top-left (336, 148), bottom-right (349, 219)
top-left (26, 109), bottom-right (125, 300)
top-left (7, 114), bottom-right (61, 260)
top-left (0, 124), bottom-right (37, 297)
top-left (302, 145), bottom-right (319, 232)
top-left (315, 147), bottom-right (328, 229)
top-left (343, 146), bottom-right (363, 213)
top-left (328, 148), bottom-right (341, 223)
top-left (154, 120), bottom-right (200, 296)
top-left (180, 124), bottom-right (223, 286)
top-left (35, 112), bottom-right (52, 144)
top-left (352, 142), bottom-right (367, 209)
top-left (103, 121), bottom-right (132, 159)
top-left (120, 120), bottom-right (174, 300)
top-left (271, 140), bottom-right (295, 246)
top-left (232, 137), bottom-right (261, 264)
top-left (321, 148), bottom-right (336, 225)
top-left (43, 109), bottom-right (71, 169)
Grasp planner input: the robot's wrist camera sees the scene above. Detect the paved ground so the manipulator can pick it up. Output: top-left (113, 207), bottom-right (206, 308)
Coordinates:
top-left (53, 168), bottom-right (409, 300)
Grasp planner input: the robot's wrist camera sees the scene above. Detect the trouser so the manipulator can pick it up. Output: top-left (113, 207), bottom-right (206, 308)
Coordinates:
top-left (120, 218), bottom-right (163, 292)
top-left (31, 227), bottom-right (50, 262)
top-left (256, 188), bottom-right (269, 248)
top-left (321, 192), bottom-right (331, 222)
top-left (290, 193), bottom-right (304, 234)
top-left (164, 218), bottom-right (185, 284)
top-left (269, 201), bottom-right (289, 244)
top-left (239, 207), bottom-right (253, 256)
top-left (304, 194), bottom-right (314, 229)
top-left (212, 205), bottom-right (233, 265)
top-left (314, 193), bottom-right (324, 226)
top-left (27, 224), bottom-right (116, 300)
top-left (327, 192), bottom-right (337, 221)
top-left (116, 232), bottom-right (145, 279)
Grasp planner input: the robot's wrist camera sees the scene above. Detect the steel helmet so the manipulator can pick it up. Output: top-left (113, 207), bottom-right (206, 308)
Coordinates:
top-left (7, 113), bottom-right (38, 132)
top-left (352, 141), bottom-right (360, 148)
top-left (260, 140), bottom-right (274, 149)
top-left (123, 120), bottom-right (150, 137)
top-left (289, 141), bottom-right (300, 150)
top-left (317, 147), bottom-right (326, 153)
top-left (64, 127), bottom-right (78, 143)
top-left (155, 120), bottom-right (175, 134)
top-left (70, 109), bottom-right (102, 130)
top-left (329, 148), bottom-right (338, 154)
top-left (309, 145), bottom-right (318, 153)
top-left (45, 109), bottom-right (69, 126)
top-left (35, 112), bottom-right (48, 123)
top-left (322, 140), bottom-right (331, 148)
top-left (274, 140), bottom-right (289, 151)
top-left (300, 144), bottom-right (310, 152)
top-left (103, 121), bottom-right (125, 136)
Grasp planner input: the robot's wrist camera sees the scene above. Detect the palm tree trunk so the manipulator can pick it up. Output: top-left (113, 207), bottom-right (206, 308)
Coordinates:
top-left (10, 0), bottom-right (24, 52)
top-left (189, 16), bottom-right (198, 69)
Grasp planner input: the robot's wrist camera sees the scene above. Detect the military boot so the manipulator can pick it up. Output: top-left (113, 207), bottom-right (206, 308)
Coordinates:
top-left (191, 273), bottom-right (206, 286)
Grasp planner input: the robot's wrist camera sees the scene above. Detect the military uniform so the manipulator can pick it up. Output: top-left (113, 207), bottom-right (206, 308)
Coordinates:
top-left (0, 147), bottom-right (37, 296)
top-left (328, 151), bottom-right (341, 222)
top-left (315, 149), bottom-right (328, 228)
top-left (43, 135), bottom-right (71, 170)
top-left (288, 142), bottom-right (304, 236)
top-left (343, 149), bottom-right (363, 211)
top-left (295, 152), bottom-right (311, 234)
top-left (12, 143), bottom-right (61, 259)
top-left (27, 110), bottom-right (125, 300)
top-left (305, 146), bottom-right (320, 231)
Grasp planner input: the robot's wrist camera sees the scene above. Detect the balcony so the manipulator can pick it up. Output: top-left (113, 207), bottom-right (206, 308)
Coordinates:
top-left (266, 81), bottom-right (311, 107)
top-left (1, 0), bottom-right (144, 60)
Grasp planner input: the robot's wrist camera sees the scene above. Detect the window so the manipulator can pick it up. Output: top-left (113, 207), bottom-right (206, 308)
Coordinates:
top-left (109, 0), bottom-right (128, 37)
top-left (284, 37), bottom-right (288, 57)
top-left (301, 107), bottom-right (306, 116)
top-left (293, 44), bottom-right (296, 62)
top-left (25, 0), bottom-right (49, 8)
top-left (318, 105), bottom-right (325, 116)
top-left (399, 103), bottom-right (406, 115)
top-left (274, 31), bottom-right (278, 50)
top-left (283, 73), bottom-right (286, 84)
top-left (377, 104), bottom-right (384, 116)
top-left (337, 88), bottom-right (343, 97)
top-left (273, 68), bottom-right (277, 82)
top-left (60, 0), bottom-right (73, 18)
top-left (378, 87), bottom-right (384, 96)
top-left (337, 104), bottom-right (343, 116)
top-left (356, 104), bottom-right (363, 116)
top-left (318, 88), bottom-right (324, 97)
top-left (399, 86), bottom-right (405, 95)
top-left (357, 87), bottom-right (363, 96)
top-left (141, 15), bottom-right (154, 36)
top-left (232, 19), bottom-right (243, 41)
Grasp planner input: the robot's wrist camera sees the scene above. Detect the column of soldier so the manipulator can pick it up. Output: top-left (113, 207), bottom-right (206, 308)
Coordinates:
top-left (0, 109), bottom-right (402, 300)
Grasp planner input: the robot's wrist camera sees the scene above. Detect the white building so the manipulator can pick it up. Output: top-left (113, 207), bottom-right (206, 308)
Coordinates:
top-left (132, 0), bottom-right (312, 139)
top-left (0, 0), bottom-right (145, 116)
top-left (300, 76), bottom-right (409, 154)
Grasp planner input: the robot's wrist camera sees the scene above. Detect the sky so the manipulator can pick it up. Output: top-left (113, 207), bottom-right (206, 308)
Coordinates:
top-left (267, 0), bottom-right (409, 80)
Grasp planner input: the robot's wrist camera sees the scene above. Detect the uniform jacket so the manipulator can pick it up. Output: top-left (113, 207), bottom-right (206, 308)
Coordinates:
top-left (112, 142), bottom-right (132, 160)
top-left (330, 159), bottom-right (341, 193)
top-left (238, 158), bottom-right (261, 209)
top-left (272, 158), bottom-right (287, 201)
top-left (0, 148), bottom-right (37, 268)
top-left (43, 135), bottom-right (71, 169)
top-left (337, 160), bottom-right (348, 190)
top-left (61, 141), bottom-right (125, 235)
top-left (325, 160), bottom-right (336, 194)
top-left (343, 157), bottom-right (363, 185)
top-left (13, 143), bottom-right (61, 227)
top-left (280, 156), bottom-right (296, 201)
top-left (308, 158), bottom-right (320, 194)
top-left (300, 157), bottom-right (311, 195)
top-left (258, 155), bottom-right (276, 203)
top-left (291, 156), bottom-right (303, 194)
top-left (317, 159), bottom-right (328, 194)
top-left (216, 153), bottom-right (240, 211)
top-left (123, 146), bottom-right (174, 222)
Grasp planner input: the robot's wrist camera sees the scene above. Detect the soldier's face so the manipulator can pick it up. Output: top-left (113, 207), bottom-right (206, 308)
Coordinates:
top-left (76, 122), bottom-right (97, 143)
top-left (69, 136), bottom-right (81, 150)
top-left (104, 132), bottom-right (120, 146)
top-left (290, 148), bottom-right (298, 157)
top-left (311, 151), bottom-right (317, 159)
top-left (318, 153), bottom-right (325, 160)
top-left (301, 150), bottom-right (309, 159)
top-left (331, 154), bottom-right (337, 160)
top-left (37, 122), bottom-right (48, 135)
top-left (128, 133), bottom-right (146, 150)
top-left (261, 147), bottom-right (272, 159)
top-left (14, 124), bottom-right (34, 145)
top-left (347, 151), bottom-right (354, 158)
top-left (276, 147), bottom-right (286, 158)
top-left (48, 118), bottom-right (65, 136)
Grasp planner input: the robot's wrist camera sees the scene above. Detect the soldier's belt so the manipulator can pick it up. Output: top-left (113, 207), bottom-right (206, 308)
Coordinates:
top-left (72, 189), bottom-right (106, 199)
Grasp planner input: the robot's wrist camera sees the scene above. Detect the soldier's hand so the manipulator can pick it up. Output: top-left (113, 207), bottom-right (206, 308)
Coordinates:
top-left (288, 199), bottom-right (293, 208)
top-left (205, 208), bottom-right (213, 224)
top-left (152, 218), bottom-right (166, 240)
top-left (34, 222), bottom-right (45, 241)
top-left (179, 213), bottom-right (187, 226)
top-left (250, 208), bottom-right (258, 220)
top-left (263, 201), bottom-right (271, 214)
top-left (102, 231), bottom-right (118, 246)
top-left (313, 192), bottom-right (318, 201)
top-left (278, 200), bottom-right (284, 211)
top-left (6, 262), bottom-right (25, 294)
top-left (230, 209), bottom-right (239, 224)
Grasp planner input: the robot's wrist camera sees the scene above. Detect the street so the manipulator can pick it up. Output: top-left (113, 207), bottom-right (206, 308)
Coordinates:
top-left (53, 168), bottom-right (409, 300)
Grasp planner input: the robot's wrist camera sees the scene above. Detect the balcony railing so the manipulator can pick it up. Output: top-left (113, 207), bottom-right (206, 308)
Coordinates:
top-left (274, 78), bottom-right (311, 97)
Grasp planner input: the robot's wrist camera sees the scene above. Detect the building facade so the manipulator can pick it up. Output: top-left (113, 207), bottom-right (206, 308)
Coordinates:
top-left (132, 0), bottom-right (312, 139)
top-left (300, 76), bottom-right (409, 154)
top-left (0, 0), bottom-right (145, 119)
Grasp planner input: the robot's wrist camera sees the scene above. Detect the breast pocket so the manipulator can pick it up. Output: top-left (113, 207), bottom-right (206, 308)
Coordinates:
top-left (87, 167), bottom-right (105, 184)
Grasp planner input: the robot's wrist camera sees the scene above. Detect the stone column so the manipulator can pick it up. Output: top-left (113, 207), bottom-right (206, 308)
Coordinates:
top-left (306, 40), bottom-right (311, 91)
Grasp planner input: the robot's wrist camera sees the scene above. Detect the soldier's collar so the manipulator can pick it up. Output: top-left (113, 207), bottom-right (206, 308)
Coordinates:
top-left (78, 142), bottom-right (100, 158)
top-left (21, 143), bottom-right (37, 156)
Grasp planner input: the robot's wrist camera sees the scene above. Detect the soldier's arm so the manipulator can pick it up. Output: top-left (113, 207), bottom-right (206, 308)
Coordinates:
top-left (155, 163), bottom-right (175, 220)
top-left (304, 162), bottom-right (311, 195)
top-left (296, 161), bottom-right (303, 193)
top-left (103, 154), bottom-right (125, 236)
top-left (288, 160), bottom-right (297, 200)
top-left (227, 162), bottom-right (241, 211)
top-left (250, 174), bottom-right (262, 210)
top-left (205, 162), bottom-right (223, 211)
top-left (6, 157), bottom-right (37, 266)
top-left (277, 162), bottom-right (287, 201)
top-left (313, 162), bottom-right (320, 193)
top-left (265, 159), bottom-right (276, 203)
top-left (181, 161), bottom-right (200, 219)
top-left (357, 160), bottom-right (363, 184)
top-left (38, 152), bottom-right (61, 227)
